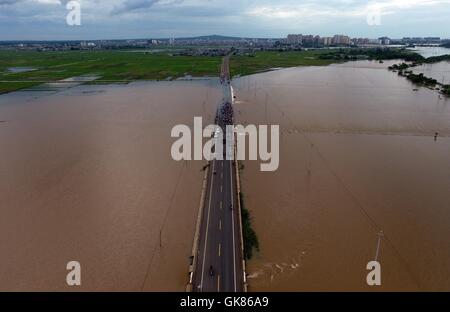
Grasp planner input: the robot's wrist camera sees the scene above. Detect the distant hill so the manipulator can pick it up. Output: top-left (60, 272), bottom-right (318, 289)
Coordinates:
top-left (173, 35), bottom-right (245, 41)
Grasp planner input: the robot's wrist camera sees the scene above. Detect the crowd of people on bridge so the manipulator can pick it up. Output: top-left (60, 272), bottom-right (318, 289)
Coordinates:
top-left (220, 101), bottom-right (234, 125)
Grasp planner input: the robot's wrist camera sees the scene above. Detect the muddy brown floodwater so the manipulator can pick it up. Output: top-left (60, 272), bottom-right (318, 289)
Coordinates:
top-left (233, 61), bottom-right (450, 291)
top-left (0, 81), bottom-right (221, 291)
top-left (412, 61), bottom-right (450, 85)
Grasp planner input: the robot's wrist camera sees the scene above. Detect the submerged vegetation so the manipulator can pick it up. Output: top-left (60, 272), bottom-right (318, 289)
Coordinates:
top-left (442, 85), bottom-right (450, 96)
top-left (239, 193), bottom-right (259, 260)
top-left (388, 53), bottom-right (450, 96)
top-left (404, 73), bottom-right (438, 86)
top-left (390, 63), bottom-right (439, 86)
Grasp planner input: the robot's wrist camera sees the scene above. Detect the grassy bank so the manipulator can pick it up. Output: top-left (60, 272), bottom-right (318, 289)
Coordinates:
top-left (0, 50), bottom-right (221, 94)
top-left (239, 192), bottom-right (259, 260)
top-left (230, 50), bottom-right (341, 77)
top-left (229, 48), bottom-right (424, 77)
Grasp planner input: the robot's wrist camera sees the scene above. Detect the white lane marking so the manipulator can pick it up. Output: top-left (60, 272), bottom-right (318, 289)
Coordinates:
top-left (230, 160), bottom-right (237, 292)
top-left (220, 201), bottom-right (223, 210)
top-left (218, 243), bottom-right (221, 257)
top-left (217, 275), bottom-right (221, 292)
top-left (200, 160), bottom-right (216, 291)
top-left (219, 219), bottom-right (222, 231)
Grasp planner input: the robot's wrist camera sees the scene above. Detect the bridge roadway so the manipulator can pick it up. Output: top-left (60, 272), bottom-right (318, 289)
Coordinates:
top-left (192, 55), bottom-right (245, 292)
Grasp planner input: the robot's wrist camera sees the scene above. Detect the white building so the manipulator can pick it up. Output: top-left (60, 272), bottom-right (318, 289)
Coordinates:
top-left (287, 34), bottom-right (303, 45)
top-left (322, 37), bottom-right (333, 46)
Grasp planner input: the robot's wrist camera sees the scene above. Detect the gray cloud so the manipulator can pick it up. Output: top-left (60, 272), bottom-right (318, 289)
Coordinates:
top-left (111, 0), bottom-right (166, 15)
top-left (0, 0), bottom-right (22, 5)
top-left (0, 0), bottom-right (449, 40)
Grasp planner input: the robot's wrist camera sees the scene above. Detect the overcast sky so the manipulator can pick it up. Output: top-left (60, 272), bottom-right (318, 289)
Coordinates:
top-left (1, 0), bottom-right (449, 40)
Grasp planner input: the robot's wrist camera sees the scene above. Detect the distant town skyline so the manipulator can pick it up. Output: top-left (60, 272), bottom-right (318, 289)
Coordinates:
top-left (0, 0), bottom-right (450, 40)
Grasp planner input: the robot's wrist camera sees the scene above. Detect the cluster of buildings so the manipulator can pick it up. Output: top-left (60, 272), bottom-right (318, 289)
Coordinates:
top-left (1, 36), bottom-right (275, 52)
top-left (401, 37), bottom-right (442, 44)
top-left (285, 34), bottom-right (446, 47)
top-left (353, 37), bottom-right (391, 46)
top-left (1, 38), bottom-right (188, 52)
top-left (286, 34), bottom-right (393, 47)
top-left (1, 35), bottom-right (447, 53)
top-left (286, 34), bottom-right (352, 46)
top-left (1, 40), bottom-right (158, 51)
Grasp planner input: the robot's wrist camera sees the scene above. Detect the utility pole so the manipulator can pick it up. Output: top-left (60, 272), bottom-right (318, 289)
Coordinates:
top-left (374, 230), bottom-right (384, 262)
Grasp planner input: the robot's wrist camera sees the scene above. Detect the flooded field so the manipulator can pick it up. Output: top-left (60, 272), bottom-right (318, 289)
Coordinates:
top-left (0, 81), bottom-right (220, 291)
top-left (233, 61), bottom-right (450, 291)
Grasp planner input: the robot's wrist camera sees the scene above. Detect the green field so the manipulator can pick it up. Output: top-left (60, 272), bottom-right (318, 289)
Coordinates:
top-left (230, 50), bottom-right (341, 77)
top-left (0, 48), bottom-right (424, 94)
top-left (0, 50), bottom-right (222, 94)
top-left (0, 49), bottom-right (342, 94)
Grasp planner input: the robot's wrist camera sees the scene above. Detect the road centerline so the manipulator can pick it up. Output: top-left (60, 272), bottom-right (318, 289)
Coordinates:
top-left (230, 160), bottom-right (237, 292)
top-left (200, 160), bottom-right (216, 291)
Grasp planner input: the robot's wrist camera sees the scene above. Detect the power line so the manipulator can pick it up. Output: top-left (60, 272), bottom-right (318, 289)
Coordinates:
top-left (264, 90), bottom-right (424, 290)
top-left (140, 163), bottom-right (186, 291)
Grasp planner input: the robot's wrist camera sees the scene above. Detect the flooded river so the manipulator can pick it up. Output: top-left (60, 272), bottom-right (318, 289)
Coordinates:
top-left (412, 61), bottom-right (450, 85)
top-left (233, 61), bottom-right (450, 291)
top-left (408, 46), bottom-right (450, 58)
top-left (2, 58), bottom-right (450, 292)
top-left (0, 81), bottom-right (220, 291)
